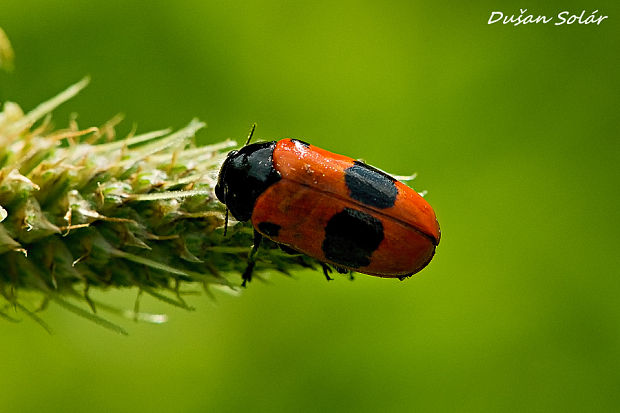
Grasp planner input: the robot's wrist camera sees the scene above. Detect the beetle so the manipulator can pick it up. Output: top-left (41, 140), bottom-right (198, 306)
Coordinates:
top-left (215, 126), bottom-right (440, 286)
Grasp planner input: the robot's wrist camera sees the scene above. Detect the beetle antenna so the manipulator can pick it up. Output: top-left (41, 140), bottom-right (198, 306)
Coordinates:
top-left (223, 186), bottom-right (230, 236)
top-left (223, 206), bottom-right (229, 236)
top-left (244, 123), bottom-right (256, 146)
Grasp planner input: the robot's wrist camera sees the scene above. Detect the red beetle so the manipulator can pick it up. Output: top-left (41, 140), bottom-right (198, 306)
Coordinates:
top-left (215, 127), bottom-right (440, 286)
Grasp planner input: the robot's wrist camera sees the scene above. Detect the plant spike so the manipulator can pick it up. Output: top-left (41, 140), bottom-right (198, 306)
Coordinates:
top-left (0, 79), bottom-right (319, 333)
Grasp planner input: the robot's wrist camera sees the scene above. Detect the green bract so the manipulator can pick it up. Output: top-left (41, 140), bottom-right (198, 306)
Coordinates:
top-left (0, 79), bottom-right (316, 333)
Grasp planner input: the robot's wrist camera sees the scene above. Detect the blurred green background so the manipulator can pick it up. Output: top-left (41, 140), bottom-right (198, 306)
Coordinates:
top-left (1, 1), bottom-right (619, 411)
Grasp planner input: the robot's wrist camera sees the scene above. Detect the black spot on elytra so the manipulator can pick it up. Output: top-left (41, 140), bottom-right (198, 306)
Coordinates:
top-left (344, 161), bottom-right (397, 209)
top-left (291, 139), bottom-right (310, 147)
top-left (322, 208), bottom-right (384, 268)
top-left (258, 222), bottom-right (281, 237)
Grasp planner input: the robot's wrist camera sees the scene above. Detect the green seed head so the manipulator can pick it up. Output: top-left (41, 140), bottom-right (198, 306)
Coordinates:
top-left (0, 79), bottom-right (318, 333)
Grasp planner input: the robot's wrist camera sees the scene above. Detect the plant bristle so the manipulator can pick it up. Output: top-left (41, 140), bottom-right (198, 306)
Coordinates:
top-left (0, 79), bottom-right (318, 333)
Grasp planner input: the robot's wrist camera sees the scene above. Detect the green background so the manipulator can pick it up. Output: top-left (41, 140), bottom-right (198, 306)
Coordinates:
top-left (1, 1), bottom-right (619, 411)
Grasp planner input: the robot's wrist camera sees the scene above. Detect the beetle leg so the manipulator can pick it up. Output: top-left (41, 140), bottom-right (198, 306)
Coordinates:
top-left (242, 230), bottom-right (263, 287)
top-left (333, 266), bottom-right (349, 275)
top-left (279, 243), bottom-right (299, 255)
top-left (320, 263), bottom-right (334, 281)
